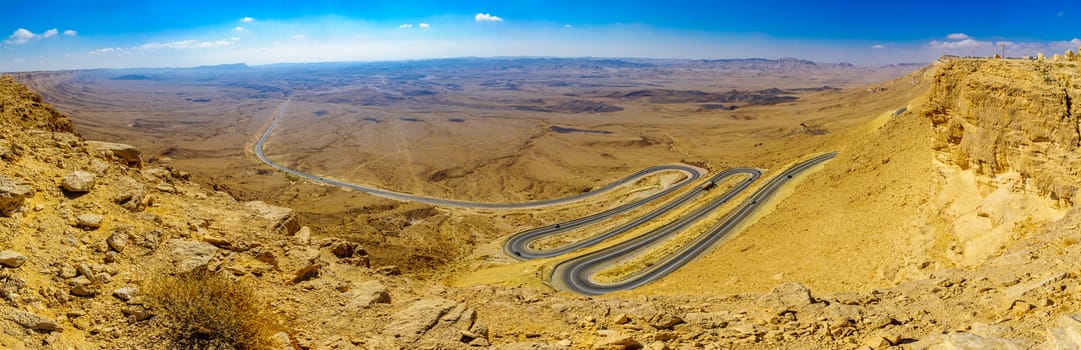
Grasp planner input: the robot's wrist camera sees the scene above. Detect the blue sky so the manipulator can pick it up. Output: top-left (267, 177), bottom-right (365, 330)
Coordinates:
top-left (2, 1), bottom-right (1080, 71)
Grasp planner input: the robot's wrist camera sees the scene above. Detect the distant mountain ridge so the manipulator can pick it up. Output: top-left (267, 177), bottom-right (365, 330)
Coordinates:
top-left (684, 57), bottom-right (857, 71)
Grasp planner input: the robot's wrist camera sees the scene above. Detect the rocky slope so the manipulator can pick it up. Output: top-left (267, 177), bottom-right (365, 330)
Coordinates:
top-left (5, 56), bottom-right (1081, 350)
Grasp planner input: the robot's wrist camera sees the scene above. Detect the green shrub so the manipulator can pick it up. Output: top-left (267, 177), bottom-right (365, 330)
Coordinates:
top-left (145, 268), bottom-right (275, 349)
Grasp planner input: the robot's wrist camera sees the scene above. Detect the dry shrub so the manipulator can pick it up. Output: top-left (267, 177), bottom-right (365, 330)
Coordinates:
top-left (145, 268), bottom-right (275, 349)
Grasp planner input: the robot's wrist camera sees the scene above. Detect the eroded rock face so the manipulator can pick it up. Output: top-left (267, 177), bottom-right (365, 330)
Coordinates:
top-left (379, 298), bottom-right (490, 347)
top-left (926, 59), bottom-right (1081, 206)
top-left (919, 59), bottom-right (1081, 266)
top-left (86, 141), bottom-right (142, 167)
top-left (0, 175), bottom-right (31, 216)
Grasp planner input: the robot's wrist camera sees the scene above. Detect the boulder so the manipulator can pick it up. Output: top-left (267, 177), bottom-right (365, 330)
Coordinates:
top-left (0, 175), bottom-right (32, 216)
top-left (683, 311), bottom-right (734, 329)
top-left (8, 310), bottom-right (62, 332)
top-left (377, 265), bottom-right (402, 276)
top-left (347, 280), bottom-right (391, 309)
top-left (384, 298), bottom-right (455, 343)
top-left (295, 226), bottom-right (312, 245)
top-left (86, 141), bottom-right (142, 167)
top-left (76, 213), bottom-right (105, 229)
top-left (113, 287), bottom-right (137, 301)
top-left (113, 177), bottom-right (147, 211)
top-left (244, 201), bottom-right (300, 235)
top-left (649, 313), bottom-right (684, 330)
top-left (593, 330), bottom-right (641, 350)
top-left (165, 239), bottom-right (219, 271)
top-left (1042, 313), bottom-right (1081, 349)
top-left (0, 250), bottom-right (27, 268)
top-left (61, 171), bottom-right (97, 193)
top-left (107, 231), bottom-right (129, 252)
top-left (758, 281), bottom-right (814, 315)
top-left (268, 332), bottom-right (293, 350)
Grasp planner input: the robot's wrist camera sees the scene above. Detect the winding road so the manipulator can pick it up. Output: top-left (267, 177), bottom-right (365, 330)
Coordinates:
top-left (253, 98), bottom-right (706, 209)
top-left (503, 168), bottom-right (760, 259)
top-left (550, 152), bottom-right (837, 295)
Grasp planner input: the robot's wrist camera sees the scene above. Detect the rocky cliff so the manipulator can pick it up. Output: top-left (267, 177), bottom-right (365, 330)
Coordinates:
top-left (920, 58), bottom-right (1081, 267)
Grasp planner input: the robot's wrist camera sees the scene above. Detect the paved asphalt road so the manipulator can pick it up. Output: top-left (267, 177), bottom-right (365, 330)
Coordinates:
top-left (503, 168), bottom-right (760, 259)
top-left (254, 98), bottom-right (705, 209)
top-left (550, 152), bottom-right (837, 295)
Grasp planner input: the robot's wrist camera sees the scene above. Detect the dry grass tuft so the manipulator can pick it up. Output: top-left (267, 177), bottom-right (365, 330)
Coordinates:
top-left (145, 268), bottom-right (276, 350)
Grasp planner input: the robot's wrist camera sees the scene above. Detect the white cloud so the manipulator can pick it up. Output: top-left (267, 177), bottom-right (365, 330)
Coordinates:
top-left (4, 28), bottom-right (63, 44)
top-left (241, 17), bottom-right (255, 23)
top-left (564, 24), bottom-right (573, 28)
top-left (63, 29), bottom-right (77, 37)
top-left (871, 44), bottom-right (886, 49)
top-left (928, 38), bottom-right (991, 49)
top-left (946, 33), bottom-right (970, 40)
top-left (230, 37), bottom-right (240, 41)
top-left (1059, 11), bottom-right (1065, 17)
top-left (234, 26), bottom-right (245, 32)
top-left (137, 39), bottom-right (234, 50)
top-left (399, 24), bottom-right (414, 29)
top-left (290, 34), bottom-right (307, 39)
top-left (419, 23), bottom-right (430, 29)
top-left (191, 40), bottom-right (234, 48)
top-left (88, 47), bottom-right (119, 55)
top-left (475, 13), bottom-right (503, 22)
top-left (5, 29), bottom-right (36, 44)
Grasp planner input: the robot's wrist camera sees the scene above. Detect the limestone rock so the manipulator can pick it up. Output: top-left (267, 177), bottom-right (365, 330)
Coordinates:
top-left (61, 171), bottom-right (97, 193)
top-left (0, 175), bottom-right (32, 216)
top-left (121, 305), bottom-right (153, 321)
top-left (593, 330), bottom-right (641, 350)
top-left (683, 311), bottom-right (734, 329)
top-left (0, 250), bottom-right (27, 268)
top-left (1042, 313), bottom-right (1081, 349)
top-left (758, 281), bottom-right (814, 315)
top-left (107, 231), bottom-right (129, 252)
top-left (291, 264), bottom-right (321, 284)
top-left (245, 201), bottom-right (300, 235)
top-left (268, 332), bottom-right (293, 350)
top-left (649, 313), bottom-right (684, 330)
top-left (295, 226), bottom-right (312, 245)
top-left (113, 287), bottom-right (137, 301)
top-left (165, 239), bottom-right (219, 271)
top-left (71, 285), bottom-right (99, 297)
top-left (384, 298), bottom-right (455, 343)
top-left (76, 213), bottom-right (104, 229)
top-left (911, 332), bottom-right (1023, 350)
top-left (86, 141), bottom-right (142, 167)
top-left (8, 310), bottom-right (62, 332)
top-left (1002, 272), bottom-right (1067, 307)
top-left (347, 280), bottom-right (390, 309)
top-left (377, 265), bottom-right (401, 276)
top-left (113, 177), bottom-right (147, 211)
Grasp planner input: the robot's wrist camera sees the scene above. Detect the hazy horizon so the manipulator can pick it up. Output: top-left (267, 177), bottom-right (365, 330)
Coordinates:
top-left (3, 1), bottom-right (1081, 72)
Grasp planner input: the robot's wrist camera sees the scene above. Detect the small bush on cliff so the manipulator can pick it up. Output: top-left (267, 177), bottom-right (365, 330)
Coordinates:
top-left (145, 268), bottom-right (274, 349)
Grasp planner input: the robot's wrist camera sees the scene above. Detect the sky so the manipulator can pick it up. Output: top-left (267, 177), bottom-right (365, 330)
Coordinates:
top-left (2, 0), bottom-right (1081, 72)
